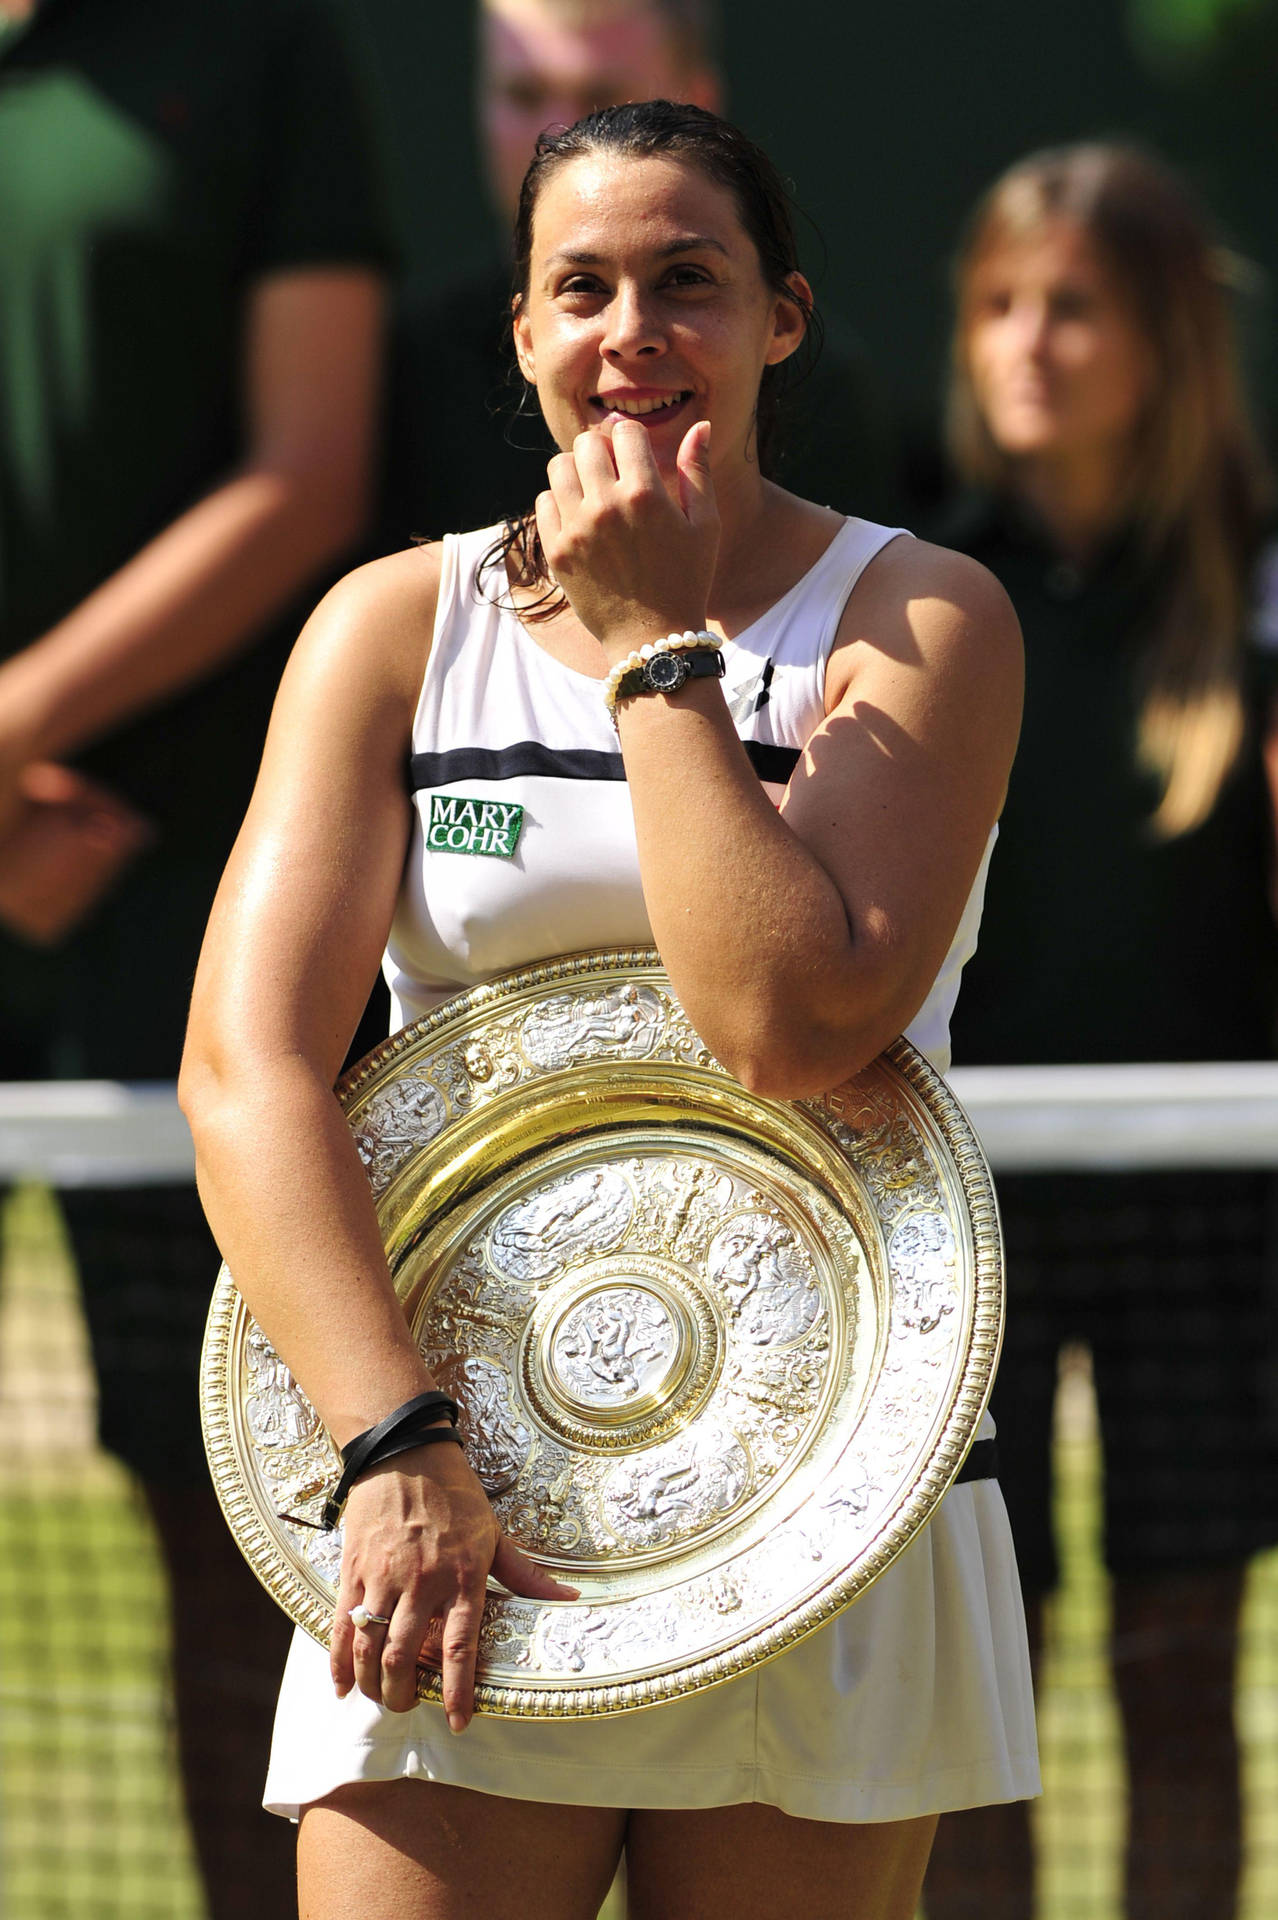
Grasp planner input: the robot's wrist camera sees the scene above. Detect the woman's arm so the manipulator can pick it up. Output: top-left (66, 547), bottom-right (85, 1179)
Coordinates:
top-left (181, 547), bottom-right (569, 1727)
top-left (540, 419), bottom-right (1023, 1097)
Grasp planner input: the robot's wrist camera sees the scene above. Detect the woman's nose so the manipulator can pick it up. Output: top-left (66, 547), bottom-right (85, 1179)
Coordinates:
top-left (1014, 300), bottom-right (1052, 359)
top-left (602, 286), bottom-right (664, 359)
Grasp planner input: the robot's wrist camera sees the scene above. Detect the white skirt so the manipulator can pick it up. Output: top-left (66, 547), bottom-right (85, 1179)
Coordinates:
top-left (264, 1420), bottom-right (1040, 1826)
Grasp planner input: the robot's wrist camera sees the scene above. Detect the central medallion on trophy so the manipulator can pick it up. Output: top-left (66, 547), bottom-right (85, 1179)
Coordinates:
top-left (548, 1285), bottom-right (683, 1413)
top-left (523, 1255), bottom-right (722, 1449)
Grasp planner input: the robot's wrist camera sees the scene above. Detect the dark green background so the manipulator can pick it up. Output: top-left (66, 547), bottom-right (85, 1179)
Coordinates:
top-left (357, 0), bottom-right (1277, 446)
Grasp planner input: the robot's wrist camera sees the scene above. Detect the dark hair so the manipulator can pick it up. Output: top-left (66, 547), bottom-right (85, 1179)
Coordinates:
top-left (487, 99), bottom-right (817, 617)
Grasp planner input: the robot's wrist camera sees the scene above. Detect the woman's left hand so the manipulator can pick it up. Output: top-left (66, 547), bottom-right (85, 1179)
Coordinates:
top-left (534, 417), bottom-right (719, 659)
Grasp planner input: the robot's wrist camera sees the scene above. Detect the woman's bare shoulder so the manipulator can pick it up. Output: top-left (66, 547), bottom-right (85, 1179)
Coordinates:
top-left (286, 542), bottom-right (447, 707)
top-left (830, 531), bottom-right (1023, 713)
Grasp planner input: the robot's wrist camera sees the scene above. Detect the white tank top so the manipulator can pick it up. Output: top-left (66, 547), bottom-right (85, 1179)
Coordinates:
top-left (384, 518), bottom-right (994, 1074)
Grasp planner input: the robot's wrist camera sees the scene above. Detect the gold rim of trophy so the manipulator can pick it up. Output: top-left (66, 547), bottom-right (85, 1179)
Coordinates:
top-left (200, 947), bottom-right (1003, 1719)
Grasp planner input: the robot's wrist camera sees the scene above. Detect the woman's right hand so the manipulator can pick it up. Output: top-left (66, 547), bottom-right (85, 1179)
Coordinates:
top-left (330, 1437), bottom-right (578, 1729)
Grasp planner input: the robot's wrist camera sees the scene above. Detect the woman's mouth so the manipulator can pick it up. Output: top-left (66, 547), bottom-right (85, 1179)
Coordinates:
top-left (590, 389), bottom-right (695, 428)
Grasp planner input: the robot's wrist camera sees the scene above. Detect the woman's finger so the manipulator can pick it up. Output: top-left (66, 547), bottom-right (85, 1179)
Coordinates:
top-left (545, 447), bottom-right (584, 513)
top-left (492, 1532), bottom-right (580, 1601)
top-left (609, 414), bottom-right (664, 496)
top-left (676, 418), bottom-right (716, 527)
top-left (533, 487), bottom-right (562, 561)
top-left (438, 1590), bottom-right (485, 1733)
top-left (379, 1599), bottom-right (435, 1715)
top-left (350, 1603), bottom-right (395, 1704)
top-left (572, 424), bottom-right (620, 504)
top-left (330, 1595), bottom-right (357, 1698)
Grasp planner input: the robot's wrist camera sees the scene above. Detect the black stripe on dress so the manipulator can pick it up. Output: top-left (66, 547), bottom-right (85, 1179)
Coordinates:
top-left (408, 740), bottom-right (800, 790)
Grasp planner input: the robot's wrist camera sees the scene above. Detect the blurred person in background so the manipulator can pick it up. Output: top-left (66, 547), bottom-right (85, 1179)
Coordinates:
top-left (923, 143), bottom-right (1278, 1920)
top-left (382, 0), bottom-right (902, 549)
top-left (0, 0), bottom-right (393, 1908)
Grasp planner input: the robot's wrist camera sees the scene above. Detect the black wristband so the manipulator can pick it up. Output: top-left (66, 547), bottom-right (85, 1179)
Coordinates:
top-left (319, 1422), bottom-right (463, 1531)
top-left (273, 1390), bottom-right (462, 1533)
top-left (338, 1390), bottom-right (459, 1472)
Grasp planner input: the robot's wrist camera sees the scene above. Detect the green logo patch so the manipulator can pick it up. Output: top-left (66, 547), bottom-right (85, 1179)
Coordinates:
top-left (427, 792), bottom-right (524, 859)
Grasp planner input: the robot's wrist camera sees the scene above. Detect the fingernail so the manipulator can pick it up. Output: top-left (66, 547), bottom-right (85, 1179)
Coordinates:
top-left (448, 1711), bottom-right (467, 1734)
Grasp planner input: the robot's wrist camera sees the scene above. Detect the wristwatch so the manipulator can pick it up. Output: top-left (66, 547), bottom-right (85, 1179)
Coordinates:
top-left (614, 644), bottom-right (725, 707)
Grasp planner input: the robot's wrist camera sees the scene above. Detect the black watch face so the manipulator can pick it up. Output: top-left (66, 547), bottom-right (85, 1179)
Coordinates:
top-left (644, 651), bottom-right (688, 693)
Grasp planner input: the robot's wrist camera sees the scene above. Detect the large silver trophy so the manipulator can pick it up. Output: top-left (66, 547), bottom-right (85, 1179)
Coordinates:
top-left (201, 948), bottom-right (1002, 1718)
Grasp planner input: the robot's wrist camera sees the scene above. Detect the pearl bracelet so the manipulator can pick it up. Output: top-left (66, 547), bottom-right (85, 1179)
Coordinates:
top-left (602, 629), bottom-right (718, 718)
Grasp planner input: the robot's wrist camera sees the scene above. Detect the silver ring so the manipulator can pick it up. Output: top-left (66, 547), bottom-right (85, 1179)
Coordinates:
top-left (349, 1603), bottom-right (392, 1630)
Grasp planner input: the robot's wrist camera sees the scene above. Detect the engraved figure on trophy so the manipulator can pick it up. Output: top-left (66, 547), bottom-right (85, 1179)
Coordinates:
top-left (425, 1243), bottom-right (537, 1355)
top-left (488, 1166), bottom-right (633, 1283)
top-left (552, 1288), bottom-right (679, 1407)
top-left (706, 1570), bottom-right (743, 1613)
top-left (792, 1461), bottom-right (873, 1563)
top-left (707, 1212), bottom-right (823, 1346)
top-left (245, 1322), bottom-right (321, 1451)
top-left (627, 1157), bottom-right (735, 1261)
top-left (351, 1077), bottom-right (448, 1195)
top-left (430, 1036), bottom-right (524, 1113)
top-left (601, 1424), bottom-right (750, 1549)
top-left (531, 1596), bottom-right (685, 1676)
top-left (519, 982), bottom-right (666, 1071)
top-left (497, 1450), bottom-right (587, 1556)
top-left (890, 1211), bottom-right (958, 1335)
top-left (720, 1342), bottom-right (827, 1472)
top-left (429, 1355), bottom-right (533, 1494)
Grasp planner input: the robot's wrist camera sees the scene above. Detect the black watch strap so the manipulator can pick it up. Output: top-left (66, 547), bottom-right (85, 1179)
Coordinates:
top-left (615, 645), bottom-right (725, 708)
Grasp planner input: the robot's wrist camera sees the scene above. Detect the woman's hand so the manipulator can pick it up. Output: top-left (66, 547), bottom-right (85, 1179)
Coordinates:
top-left (534, 417), bottom-right (719, 660)
top-left (330, 1436), bottom-right (577, 1729)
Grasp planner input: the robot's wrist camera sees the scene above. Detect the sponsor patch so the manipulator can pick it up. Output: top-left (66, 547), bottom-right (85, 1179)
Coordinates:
top-left (427, 793), bottom-right (525, 859)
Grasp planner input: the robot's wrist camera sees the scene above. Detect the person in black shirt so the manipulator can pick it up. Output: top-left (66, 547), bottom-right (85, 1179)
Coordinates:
top-left (924, 144), bottom-right (1278, 1920)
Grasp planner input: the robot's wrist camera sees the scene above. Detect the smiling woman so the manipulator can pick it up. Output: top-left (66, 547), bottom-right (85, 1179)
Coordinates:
top-left (179, 101), bottom-right (1036, 1920)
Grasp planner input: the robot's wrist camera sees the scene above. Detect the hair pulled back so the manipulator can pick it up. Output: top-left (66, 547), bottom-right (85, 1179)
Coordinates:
top-left (486, 99), bottom-right (816, 619)
top-left (949, 142), bottom-right (1272, 837)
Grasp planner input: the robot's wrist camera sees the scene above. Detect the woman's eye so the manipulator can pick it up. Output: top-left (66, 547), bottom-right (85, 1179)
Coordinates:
top-left (1049, 288), bottom-right (1096, 321)
top-left (664, 266), bottom-right (713, 289)
top-left (558, 275), bottom-right (606, 298)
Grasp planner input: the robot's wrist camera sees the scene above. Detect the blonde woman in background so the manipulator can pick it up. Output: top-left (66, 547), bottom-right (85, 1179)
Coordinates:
top-left (924, 143), bottom-right (1278, 1920)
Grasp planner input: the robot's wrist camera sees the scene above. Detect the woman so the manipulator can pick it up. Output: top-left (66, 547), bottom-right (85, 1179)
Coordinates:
top-left (924, 144), bottom-right (1278, 1920)
top-left (181, 103), bottom-right (1035, 1919)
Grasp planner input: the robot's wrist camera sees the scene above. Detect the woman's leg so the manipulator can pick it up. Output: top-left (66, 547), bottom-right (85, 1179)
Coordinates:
top-left (298, 1779), bottom-right (626, 1920)
top-left (1113, 1564), bottom-right (1245, 1920)
top-left (626, 1804), bottom-right (938, 1920)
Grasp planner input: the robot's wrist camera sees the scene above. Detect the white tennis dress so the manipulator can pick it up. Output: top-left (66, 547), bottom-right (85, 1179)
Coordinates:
top-left (264, 518), bottom-right (1040, 1823)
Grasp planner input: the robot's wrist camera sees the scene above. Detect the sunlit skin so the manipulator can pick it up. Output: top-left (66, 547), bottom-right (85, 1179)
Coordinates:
top-left (512, 151), bottom-right (811, 667)
top-left (964, 217), bottom-right (1156, 557)
top-left (480, 0), bottom-right (719, 222)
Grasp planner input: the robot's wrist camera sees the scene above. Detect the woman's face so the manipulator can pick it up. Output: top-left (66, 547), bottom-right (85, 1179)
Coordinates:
top-left (513, 151), bottom-right (808, 484)
top-left (964, 217), bottom-right (1156, 469)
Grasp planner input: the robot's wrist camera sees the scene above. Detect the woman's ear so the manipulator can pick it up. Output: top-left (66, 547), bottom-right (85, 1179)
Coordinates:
top-left (513, 298), bottom-right (536, 385)
top-left (764, 272), bottom-right (813, 368)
